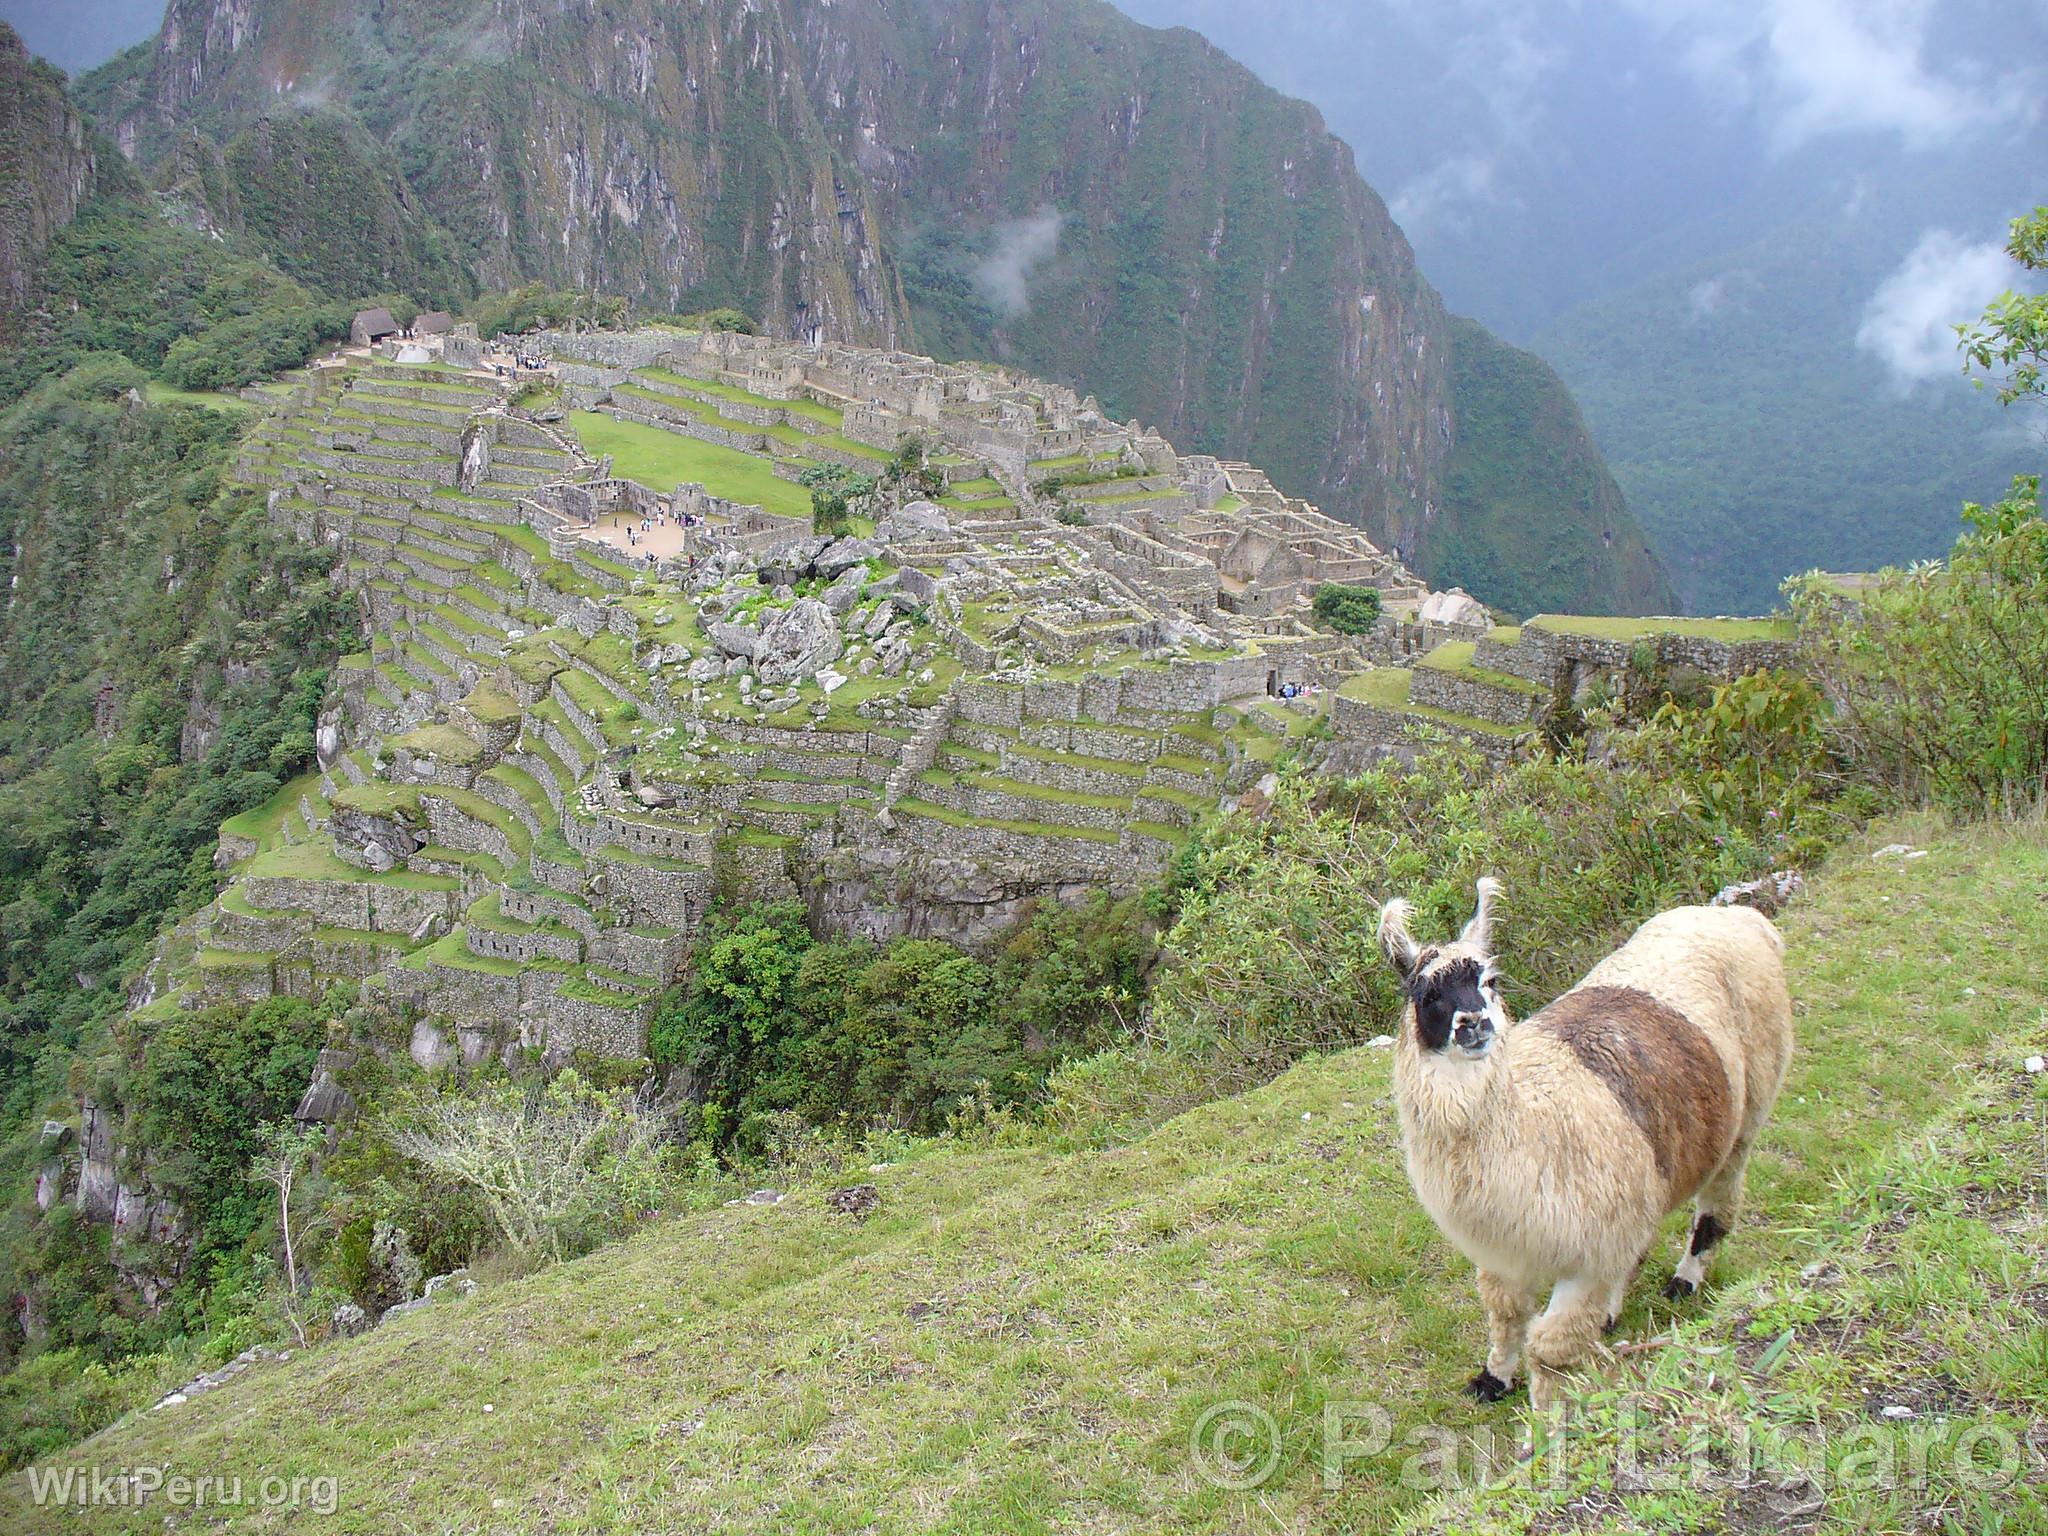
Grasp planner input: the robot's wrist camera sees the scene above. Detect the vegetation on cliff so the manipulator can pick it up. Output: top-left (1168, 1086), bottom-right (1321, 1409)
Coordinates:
top-left (0, 357), bottom-right (349, 1368)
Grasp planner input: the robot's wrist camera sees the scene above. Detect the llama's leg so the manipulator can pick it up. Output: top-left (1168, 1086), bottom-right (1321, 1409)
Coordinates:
top-left (1468, 1270), bottom-right (1535, 1401)
top-left (1602, 1270), bottom-right (1632, 1334)
top-left (1524, 1277), bottom-right (1614, 1413)
top-left (1664, 1132), bottom-right (1757, 1299)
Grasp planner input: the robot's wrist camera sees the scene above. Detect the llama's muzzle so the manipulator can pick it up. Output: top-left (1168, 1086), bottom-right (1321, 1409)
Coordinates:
top-left (1450, 1011), bottom-right (1495, 1057)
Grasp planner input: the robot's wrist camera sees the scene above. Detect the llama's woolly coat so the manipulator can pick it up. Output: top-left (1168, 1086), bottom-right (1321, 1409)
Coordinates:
top-left (1380, 894), bottom-right (1794, 1409)
top-left (1395, 906), bottom-right (1792, 1294)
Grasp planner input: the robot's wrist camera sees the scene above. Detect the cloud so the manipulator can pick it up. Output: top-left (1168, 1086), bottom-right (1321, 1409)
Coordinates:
top-left (973, 209), bottom-right (1064, 318)
top-left (1626, 0), bottom-right (2041, 150)
top-left (1855, 227), bottom-right (2013, 387)
top-left (1390, 153), bottom-right (1502, 238)
top-left (1688, 278), bottom-right (1727, 320)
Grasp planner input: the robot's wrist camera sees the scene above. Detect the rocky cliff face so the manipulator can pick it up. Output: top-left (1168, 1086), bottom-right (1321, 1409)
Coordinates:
top-left (0, 25), bottom-right (101, 333)
top-left (75, 0), bottom-right (1673, 614)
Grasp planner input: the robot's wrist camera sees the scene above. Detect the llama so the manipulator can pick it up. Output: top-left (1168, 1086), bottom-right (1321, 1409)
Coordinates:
top-left (1375, 878), bottom-right (1793, 1410)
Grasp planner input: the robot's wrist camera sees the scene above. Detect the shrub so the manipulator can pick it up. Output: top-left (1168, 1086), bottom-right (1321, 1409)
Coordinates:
top-left (1790, 474), bottom-right (2047, 815)
top-left (386, 1072), bottom-right (676, 1262)
top-left (1050, 678), bottom-right (1852, 1134)
top-left (1311, 583), bottom-right (1382, 634)
top-left (799, 463), bottom-right (877, 536)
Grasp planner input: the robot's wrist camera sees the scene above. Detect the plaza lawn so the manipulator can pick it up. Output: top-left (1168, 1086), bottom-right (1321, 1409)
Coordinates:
top-left (568, 410), bottom-right (812, 520)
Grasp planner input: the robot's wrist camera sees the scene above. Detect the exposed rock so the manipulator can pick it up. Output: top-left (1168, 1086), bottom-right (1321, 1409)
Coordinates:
top-left (758, 536), bottom-right (830, 587)
top-left (826, 1183), bottom-right (880, 1218)
top-left (330, 1302), bottom-right (371, 1338)
top-left (875, 502), bottom-right (949, 545)
top-left (423, 1269), bottom-right (477, 1300)
top-left (1416, 587), bottom-right (1489, 629)
top-left (815, 536), bottom-right (880, 579)
top-left (707, 620), bottom-right (758, 659)
top-left (754, 598), bottom-right (842, 687)
top-left (823, 565), bottom-right (867, 614)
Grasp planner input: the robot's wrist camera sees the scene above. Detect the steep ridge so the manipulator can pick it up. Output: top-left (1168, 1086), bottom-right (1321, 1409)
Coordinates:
top-left (71, 0), bottom-right (1673, 615)
top-left (0, 24), bottom-right (104, 333)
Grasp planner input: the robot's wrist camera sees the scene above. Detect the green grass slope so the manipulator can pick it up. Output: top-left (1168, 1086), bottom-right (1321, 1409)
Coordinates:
top-left (10, 816), bottom-right (2042, 1532)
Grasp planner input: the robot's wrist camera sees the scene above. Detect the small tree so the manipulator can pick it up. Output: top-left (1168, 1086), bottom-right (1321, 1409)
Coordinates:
top-left (1957, 205), bottom-right (2048, 413)
top-left (388, 1072), bottom-right (674, 1262)
top-left (883, 433), bottom-right (946, 500)
top-left (800, 464), bottom-right (877, 537)
top-left (248, 1120), bottom-right (327, 1346)
top-left (1311, 583), bottom-right (1382, 635)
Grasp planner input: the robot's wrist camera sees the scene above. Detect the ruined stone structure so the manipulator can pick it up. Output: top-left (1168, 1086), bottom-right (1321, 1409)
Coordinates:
top-left (112, 326), bottom-right (1789, 1081)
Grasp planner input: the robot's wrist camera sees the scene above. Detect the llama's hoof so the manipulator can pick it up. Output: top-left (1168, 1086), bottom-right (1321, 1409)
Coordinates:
top-left (1602, 1314), bottom-right (1619, 1336)
top-left (1466, 1369), bottom-right (1511, 1402)
top-left (1661, 1274), bottom-right (1697, 1300)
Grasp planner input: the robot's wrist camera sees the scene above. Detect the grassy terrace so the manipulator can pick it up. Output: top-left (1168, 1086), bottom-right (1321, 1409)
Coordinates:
top-left (143, 381), bottom-right (255, 413)
top-left (397, 927), bottom-right (522, 976)
top-left (569, 410), bottom-right (811, 518)
top-left (1414, 639), bottom-right (1546, 695)
top-left (635, 368), bottom-right (845, 428)
top-left (217, 770), bottom-right (325, 851)
top-left (891, 798), bottom-right (1120, 844)
top-left (243, 840), bottom-right (457, 890)
top-left (1336, 668), bottom-right (1522, 737)
top-left (26, 819), bottom-right (2046, 1534)
top-left (1527, 613), bottom-right (1794, 643)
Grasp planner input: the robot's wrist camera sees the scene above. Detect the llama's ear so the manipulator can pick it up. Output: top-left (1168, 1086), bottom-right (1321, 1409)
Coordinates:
top-left (1460, 876), bottom-right (1503, 952)
top-left (1377, 898), bottom-right (1422, 981)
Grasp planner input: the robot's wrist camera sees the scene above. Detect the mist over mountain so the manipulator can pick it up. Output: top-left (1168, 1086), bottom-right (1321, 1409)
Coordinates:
top-left (1116, 0), bottom-right (2044, 610)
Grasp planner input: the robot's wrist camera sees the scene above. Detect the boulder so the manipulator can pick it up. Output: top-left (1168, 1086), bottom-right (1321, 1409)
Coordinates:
top-left (330, 1303), bottom-right (371, 1338)
top-left (815, 536), bottom-right (881, 579)
top-left (863, 601), bottom-right (896, 639)
top-left (823, 565), bottom-right (867, 614)
top-left (758, 536), bottom-right (830, 587)
top-left (1417, 587), bottom-right (1489, 630)
top-left (754, 598), bottom-right (843, 687)
top-left (875, 501), bottom-right (949, 545)
top-left (707, 620), bottom-right (758, 659)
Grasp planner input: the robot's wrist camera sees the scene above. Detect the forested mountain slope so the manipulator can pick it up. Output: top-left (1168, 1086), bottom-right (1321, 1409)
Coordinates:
top-left (70, 0), bottom-right (1671, 614)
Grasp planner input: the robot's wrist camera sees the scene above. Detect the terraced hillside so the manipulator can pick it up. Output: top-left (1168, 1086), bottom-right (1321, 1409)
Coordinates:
top-left (122, 321), bottom-right (1789, 1090)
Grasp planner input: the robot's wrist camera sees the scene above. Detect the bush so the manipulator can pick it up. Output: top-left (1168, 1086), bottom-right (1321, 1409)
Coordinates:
top-left (1791, 475), bottom-right (2048, 816)
top-left (0, 1345), bottom-right (188, 1473)
top-left (799, 463), bottom-right (876, 537)
top-left (1311, 583), bottom-right (1382, 634)
top-left (650, 895), bottom-right (1160, 1155)
top-left (386, 1072), bottom-right (676, 1262)
top-left (1050, 676), bottom-right (1852, 1133)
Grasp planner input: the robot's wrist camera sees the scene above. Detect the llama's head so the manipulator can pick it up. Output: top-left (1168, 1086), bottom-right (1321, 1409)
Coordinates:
top-left (1377, 877), bottom-right (1510, 1061)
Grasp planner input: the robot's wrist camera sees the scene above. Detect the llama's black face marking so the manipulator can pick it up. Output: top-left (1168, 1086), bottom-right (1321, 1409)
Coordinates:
top-left (1411, 956), bottom-right (1500, 1057)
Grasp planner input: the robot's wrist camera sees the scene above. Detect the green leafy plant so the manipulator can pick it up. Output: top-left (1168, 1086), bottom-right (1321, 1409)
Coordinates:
top-left (1311, 582), bottom-right (1383, 634)
top-left (1790, 474), bottom-right (2048, 815)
